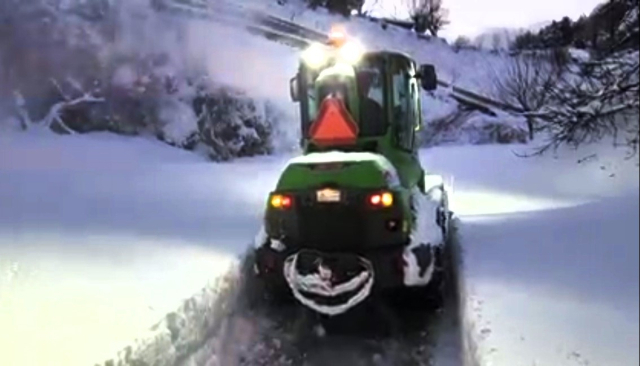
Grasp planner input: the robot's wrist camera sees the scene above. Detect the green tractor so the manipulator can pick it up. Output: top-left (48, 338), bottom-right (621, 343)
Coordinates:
top-left (252, 33), bottom-right (452, 316)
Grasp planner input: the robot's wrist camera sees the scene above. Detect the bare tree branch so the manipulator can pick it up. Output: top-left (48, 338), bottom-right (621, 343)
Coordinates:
top-left (491, 51), bottom-right (563, 139)
top-left (518, 50), bottom-right (639, 157)
top-left (50, 78), bottom-right (71, 101)
top-left (13, 90), bottom-right (32, 130)
top-left (54, 115), bottom-right (76, 134)
top-left (17, 90), bottom-right (104, 133)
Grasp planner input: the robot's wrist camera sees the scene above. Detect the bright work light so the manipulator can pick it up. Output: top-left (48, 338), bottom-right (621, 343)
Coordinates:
top-left (338, 39), bottom-right (365, 64)
top-left (301, 43), bottom-right (329, 69)
top-left (301, 29), bottom-right (365, 69)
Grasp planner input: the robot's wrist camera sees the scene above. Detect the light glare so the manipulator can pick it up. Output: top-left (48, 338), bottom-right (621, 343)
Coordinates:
top-left (339, 40), bottom-right (365, 64)
top-left (301, 43), bottom-right (328, 69)
top-left (381, 192), bottom-right (393, 207)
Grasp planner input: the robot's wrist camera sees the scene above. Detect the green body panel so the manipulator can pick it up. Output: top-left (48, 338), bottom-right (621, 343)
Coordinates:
top-left (275, 161), bottom-right (387, 191)
top-left (273, 156), bottom-right (414, 228)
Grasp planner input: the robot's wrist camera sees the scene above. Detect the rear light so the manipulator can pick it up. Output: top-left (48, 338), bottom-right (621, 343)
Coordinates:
top-left (270, 194), bottom-right (293, 209)
top-left (368, 191), bottom-right (394, 208)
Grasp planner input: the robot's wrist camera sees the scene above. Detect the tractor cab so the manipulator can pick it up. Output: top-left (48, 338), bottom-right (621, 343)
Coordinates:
top-left (288, 30), bottom-right (438, 188)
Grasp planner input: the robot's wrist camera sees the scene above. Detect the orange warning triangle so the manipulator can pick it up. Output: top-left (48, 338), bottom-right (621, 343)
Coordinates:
top-left (309, 97), bottom-right (359, 146)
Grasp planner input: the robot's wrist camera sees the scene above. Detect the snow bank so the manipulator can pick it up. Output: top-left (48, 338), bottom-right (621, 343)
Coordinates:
top-left (0, 131), bottom-right (290, 366)
top-left (420, 142), bottom-right (639, 366)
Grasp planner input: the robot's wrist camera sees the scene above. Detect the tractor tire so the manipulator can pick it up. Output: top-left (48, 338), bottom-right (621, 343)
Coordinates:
top-left (237, 249), bottom-right (292, 313)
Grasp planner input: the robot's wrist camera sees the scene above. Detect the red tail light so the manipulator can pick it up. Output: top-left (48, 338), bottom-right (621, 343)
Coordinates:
top-left (270, 194), bottom-right (293, 209)
top-left (368, 191), bottom-right (394, 208)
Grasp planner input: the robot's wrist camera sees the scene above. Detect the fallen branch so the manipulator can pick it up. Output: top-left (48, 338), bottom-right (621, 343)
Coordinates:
top-left (40, 93), bottom-right (105, 130)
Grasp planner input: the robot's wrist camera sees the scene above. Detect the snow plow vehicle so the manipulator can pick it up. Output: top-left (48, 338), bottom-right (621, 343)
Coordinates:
top-left (252, 29), bottom-right (453, 317)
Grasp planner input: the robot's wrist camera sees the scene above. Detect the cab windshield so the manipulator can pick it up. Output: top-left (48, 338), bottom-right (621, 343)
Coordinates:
top-left (305, 57), bottom-right (386, 137)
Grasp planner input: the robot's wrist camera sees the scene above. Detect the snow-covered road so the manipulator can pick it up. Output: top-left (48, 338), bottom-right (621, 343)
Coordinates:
top-left (1, 131), bottom-right (637, 366)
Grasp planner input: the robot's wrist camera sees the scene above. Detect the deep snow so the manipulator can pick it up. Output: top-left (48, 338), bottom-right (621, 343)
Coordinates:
top-left (420, 142), bottom-right (639, 366)
top-left (1, 130), bottom-right (637, 366)
top-left (0, 131), bottom-right (287, 366)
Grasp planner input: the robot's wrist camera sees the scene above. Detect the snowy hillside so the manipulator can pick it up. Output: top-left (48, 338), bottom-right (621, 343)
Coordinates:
top-left (237, 0), bottom-right (513, 94)
top-left (0, 0), bottom-right (534, 154)
top-left (0, 0), bottom-right (302, 160)
top-left (472, 28), bottom-right (522, 50)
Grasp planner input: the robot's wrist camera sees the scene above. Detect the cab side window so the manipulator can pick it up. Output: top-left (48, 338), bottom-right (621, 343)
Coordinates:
top-left (408, 63), bottom-right (421, 136)
top-left (391, 65), bottom-right (413, 151)
top-left (357, 62), bottom-right (386, 136)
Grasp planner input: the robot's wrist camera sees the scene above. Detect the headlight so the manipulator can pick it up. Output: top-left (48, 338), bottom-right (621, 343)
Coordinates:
top-left (339, 40), bottom-right (365, 64)
top-left (301, 43), bottom-right (328, 69)
top-left (301, 39), bottom-right (365, 69)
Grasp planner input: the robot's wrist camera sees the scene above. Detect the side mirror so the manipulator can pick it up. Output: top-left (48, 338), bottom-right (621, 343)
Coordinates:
top-left (418, 64), bottom-right (437, 91)
top-left (289, 76), bottom-right (300, 102)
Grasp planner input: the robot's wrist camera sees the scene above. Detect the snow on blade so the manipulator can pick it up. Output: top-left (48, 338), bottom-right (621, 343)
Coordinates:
top-left (283, 252), bottom-right (374, 317)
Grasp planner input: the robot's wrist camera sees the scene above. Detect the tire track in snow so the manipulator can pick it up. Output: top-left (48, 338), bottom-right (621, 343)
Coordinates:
top-left (179, 224), bottom-right (468, 366)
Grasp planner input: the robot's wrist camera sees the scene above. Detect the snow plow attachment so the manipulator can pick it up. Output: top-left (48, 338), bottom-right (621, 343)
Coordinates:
top-left (283, 250), bottom-right (374, 316)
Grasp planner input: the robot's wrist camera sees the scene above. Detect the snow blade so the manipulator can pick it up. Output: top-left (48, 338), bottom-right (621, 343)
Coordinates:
top-left (283, 250), bottom-right (373, 316)
top-left (308, 97), bottom-right (359, 146)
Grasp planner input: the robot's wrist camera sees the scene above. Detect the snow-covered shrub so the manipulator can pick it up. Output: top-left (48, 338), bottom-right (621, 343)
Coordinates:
top-left (422, 109), bottom-right (528, 147)
top-left (420, 89), bottom-right (528, 146)
top-left (462, 112), bottom-right (529, 145)
top-left (194, 85), bottom-right (275, 161)
top-left (156, 98), bottom-right (199, 149)
top-left (420, 88), bottom-right (458, 128)
top-left (452, 36), bottom-right (473, 52)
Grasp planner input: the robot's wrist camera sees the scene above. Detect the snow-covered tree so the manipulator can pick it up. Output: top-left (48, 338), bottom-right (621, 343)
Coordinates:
top-left (491, 52), bottom-right (561, 139)
top-left (511, 0), bottom-right (638, 53)
top-left (304, 0), bottom-right (365, 17)
top-left (405, 0), bottom-right (449, 36)
top-left (452, 36), bottom-right (472, 52)
top-left (0, 0), bottom-right (107, 124)
top-left (530, 50), bottom-right (639, 156)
